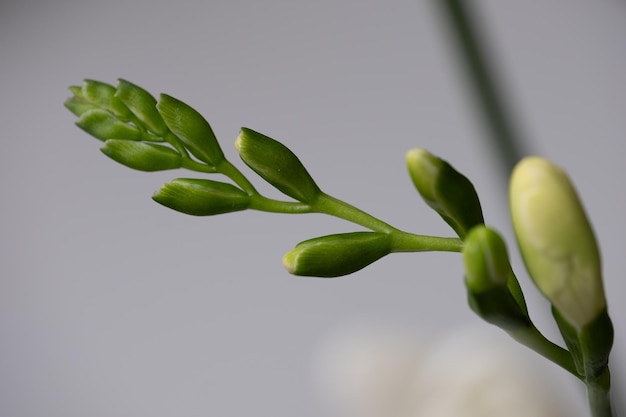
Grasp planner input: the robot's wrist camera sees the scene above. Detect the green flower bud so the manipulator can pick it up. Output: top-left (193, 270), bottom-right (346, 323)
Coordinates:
top-left (152, 178), bottom-right (250, 216)
top-left (463, 226), bottom-right (509, 292)
top-left (282, 232), bottom-right (391, 278)
top-left (157, 94), bottom-right (225, 166)
top-left (406, 148), bottom-right (483, 239)
top-left (100, 140), bottom-right (182, 171)
top-left (510, 156), bottom-right (605, 331)
top-left (463, 225), bottom-right (530, 331)
top-left (235, 128), bottom-right (321, 203)
top-left (115, 79), bottom-right (168, 136)
top-left (81, 79), bottom-right (133, 120)
top-left (64, 86), bottom-right (98, 117)
top-left (75, 109), bottom-right (142, 141)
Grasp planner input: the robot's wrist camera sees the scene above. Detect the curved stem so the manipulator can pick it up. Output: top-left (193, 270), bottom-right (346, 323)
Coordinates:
top-left (312, 193), bottom-right (463, 252)
top-left (217, 160), bottom-right (259, 195)
top-left (312, 193), bottom-right (398, 233)
top-left (248, 195), bottom-right (312, 214)
top-left (181, 158), bottom-right (217, 173)
top-left (508, 325), bottom-right (580, 379)
top-left (163, 132), bottom-right (191, 158)
top-left (390, 231), bottom-right (463, 253)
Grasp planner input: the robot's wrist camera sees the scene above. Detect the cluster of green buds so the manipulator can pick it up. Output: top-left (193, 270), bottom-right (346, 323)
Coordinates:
top-left (67, 80), bottom-right (614, 416)
top-left (65, 79), bottom-right (244, 214)
top-left (66, 79), bottom-right (463, 279)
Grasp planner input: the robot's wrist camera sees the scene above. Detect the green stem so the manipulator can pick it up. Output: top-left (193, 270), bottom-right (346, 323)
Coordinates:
top-left (248, 195), bottom-right (312, 214)
top-left (587, 369), bottom-right (614, 417)
top-left (163, 132), bottom-right (191, 158)
top-left (508, 325), bottom-right (580, 379)
top-left (312, 193), bottom-right (398, 233)
top-left (313, 193), bottom-right (463, 252)
top-left (217, 160), bottom-right (259, 195)
top-left (181, 158), bottom-right (218, 173)
top-left (391, 231), bottom-right (463, 253)
top-left (435, 0), bottom-right (527, 176)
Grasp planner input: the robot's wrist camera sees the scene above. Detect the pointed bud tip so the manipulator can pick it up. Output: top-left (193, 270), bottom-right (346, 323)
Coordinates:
top-left (405, 147), bottom-right (433, 163)
top-left (282, 252), bottom-right (297, 275)
top-left (234, 130), bottom-right (244, 151)
top-left (405, 148), bottom-right (440, 184)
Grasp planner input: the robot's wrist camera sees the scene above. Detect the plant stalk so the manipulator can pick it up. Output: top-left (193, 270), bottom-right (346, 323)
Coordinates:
top-left (435, 0), bottom-right (527, 177)
top-left (587, 368), bottom-right (614, 417)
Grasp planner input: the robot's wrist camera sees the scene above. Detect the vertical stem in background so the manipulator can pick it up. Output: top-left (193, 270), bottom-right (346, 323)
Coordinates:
top-left (435, 0), bottom-right (528, 178)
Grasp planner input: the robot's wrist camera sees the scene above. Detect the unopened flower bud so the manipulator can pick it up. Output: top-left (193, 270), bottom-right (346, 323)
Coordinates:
top-left (75, 109), bottom-right (142, 141)
top-left (153, 178), bottom-right (250, 216)
top-left (65, 86), bottom-right (98, 116)
top-left (80, 79), bottom-right (133, 120)
top-left (235, 128), bottom-right (321, 203)
top-left (406, 148), bottom-right (483, 239)
top-left (115, 79), bottom-right (168, 136)
top-left (463, 225), bottom-right (530, 331)
top-left (157, 94), bottom-right (224, 167)
top-left (510, 156), bottom-right (605, 331)
top-left (463, 226), bottom-right (510, 292)
top-left (282, 232), bottom-right (391, 278)
top-left (100, 140), bottom-right (182, 171)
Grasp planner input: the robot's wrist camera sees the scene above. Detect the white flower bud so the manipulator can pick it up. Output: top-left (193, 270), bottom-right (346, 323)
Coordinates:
top-left (510, 156), bottom-right (605, 330)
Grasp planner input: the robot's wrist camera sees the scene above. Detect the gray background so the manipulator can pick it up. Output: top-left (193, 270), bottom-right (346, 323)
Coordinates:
top-left (1, 0), bottom-right (625, 416)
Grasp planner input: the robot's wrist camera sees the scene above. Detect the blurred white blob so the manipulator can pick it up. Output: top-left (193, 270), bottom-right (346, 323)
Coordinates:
top-left (313, 322), bottom-right (424, 417)
top-left (312, 322), bottom-right (574, 417)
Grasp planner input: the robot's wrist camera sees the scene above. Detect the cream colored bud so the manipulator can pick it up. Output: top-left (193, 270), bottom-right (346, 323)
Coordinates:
top-left (510, 156), bottom-right (605, 330)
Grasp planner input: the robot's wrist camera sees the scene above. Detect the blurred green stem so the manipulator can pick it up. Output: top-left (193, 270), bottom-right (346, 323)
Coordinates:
top-left (508, 325), bottom-right (580, 379)
top-left (435, 0), bottom-right (527, 176)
